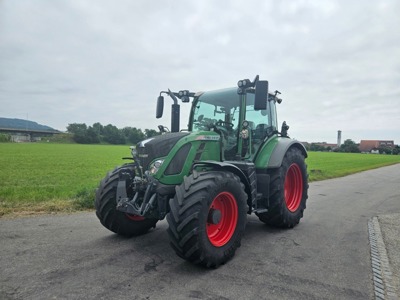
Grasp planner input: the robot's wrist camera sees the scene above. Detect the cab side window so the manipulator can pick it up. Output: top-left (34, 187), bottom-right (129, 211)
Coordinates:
top-left (244, 105), bottom-right (271, 157)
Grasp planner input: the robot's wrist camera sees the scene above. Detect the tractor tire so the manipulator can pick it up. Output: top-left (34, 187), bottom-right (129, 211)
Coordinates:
top-left (257, 147), bottom-right (308, 228)
top-left (95, 164), bottom-right (157, 237)
top-left (167, 171), bottom-right (247, 268)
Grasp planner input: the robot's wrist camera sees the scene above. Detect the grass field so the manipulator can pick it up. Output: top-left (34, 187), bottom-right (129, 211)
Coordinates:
top-left (0, 143), bottom-right (128, 216)
top-left (1, 143), bottom-right (399, 217)
top-left (306, 151), bottom-right (400, 181)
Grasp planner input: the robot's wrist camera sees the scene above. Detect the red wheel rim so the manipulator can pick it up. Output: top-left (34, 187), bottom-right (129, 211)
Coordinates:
top-left (284, 163), bottom-right (303, 212)
top-left (207, 192), bottom-right (238, 247)
top-left (125, 214), bottom-right (145, 221)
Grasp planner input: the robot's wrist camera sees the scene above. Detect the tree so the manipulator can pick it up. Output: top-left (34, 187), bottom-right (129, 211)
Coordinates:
top-left (145, 129), bottom-right (160, 138)
top-left (67, 123), bottom-right (87, 135)
top-left (121, 127), bottom-right (145, 144)
top-left (393, 145), bottom-right (400, 155)
top-left (310, 143), bottom-right (326, 152)
top-left (339, 139), bottom-right (360, 153)
top-left (85, 126), bottom-right (100, 144)
top-left (103, 124), bottom-right (125, 144)
top-left (66, 123), bottom-right (102, 144)
top-left (66, 122), bottom-right (161, 145)
top-left (92, 122), bottom-right (104, 136)
top-left (377, 147), bottom-right (393, 154)
top-left (67, 123), bottom-right (88, 143)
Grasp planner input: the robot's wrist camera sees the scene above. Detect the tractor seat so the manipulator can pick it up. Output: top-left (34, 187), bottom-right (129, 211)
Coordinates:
top-left (253, 124), bottom-right (268, 140)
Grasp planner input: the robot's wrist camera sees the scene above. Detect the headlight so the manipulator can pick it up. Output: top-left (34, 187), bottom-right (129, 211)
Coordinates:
top-left (130, 146), bottom-right (137, 157)
top-left (149, 159), bottom-right (164, 175)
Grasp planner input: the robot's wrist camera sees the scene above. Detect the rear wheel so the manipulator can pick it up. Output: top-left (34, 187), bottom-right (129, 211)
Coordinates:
top-left (95, 164), bottom-right (158, 237)
top-left (167, 171), bottom-right (247, 268)
top-left (257, 147), bottom-right (308, 228)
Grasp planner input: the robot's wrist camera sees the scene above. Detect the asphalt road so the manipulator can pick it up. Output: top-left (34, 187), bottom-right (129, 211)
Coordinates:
top-left (1, 164), bottom-right (399, 300)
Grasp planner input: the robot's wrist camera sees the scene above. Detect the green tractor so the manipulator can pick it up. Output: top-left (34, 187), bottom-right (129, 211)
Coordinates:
top-left (95, 75), bottom-right (308, 268)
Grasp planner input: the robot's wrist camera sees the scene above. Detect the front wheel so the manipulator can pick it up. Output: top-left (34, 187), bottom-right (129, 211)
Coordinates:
top-left (167, 171), bottom-right (247, 268)
top-left (257, 147), bottom-right (308, 228)
top-left (95, 164), bottom-right (158, 237)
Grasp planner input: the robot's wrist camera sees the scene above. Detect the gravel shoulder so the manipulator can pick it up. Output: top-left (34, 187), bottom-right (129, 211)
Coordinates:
top-left (377, 213), bottom-right (400, 296)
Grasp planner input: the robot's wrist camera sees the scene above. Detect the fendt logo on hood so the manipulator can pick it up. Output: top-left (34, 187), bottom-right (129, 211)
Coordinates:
top-left (195, 135), bottom-right (220, 141)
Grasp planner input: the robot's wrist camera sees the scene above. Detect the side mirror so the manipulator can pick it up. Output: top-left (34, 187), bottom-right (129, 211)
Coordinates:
top-left (156, 96), bottom-right (164, 118)
top-left (254, 80), bottom-right (268, 110)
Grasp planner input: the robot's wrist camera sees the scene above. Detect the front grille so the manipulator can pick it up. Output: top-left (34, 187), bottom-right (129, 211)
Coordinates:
top-left (164, 143), bottom-right (191, 175)
top-left (137, 146), bottom-right (151, 170)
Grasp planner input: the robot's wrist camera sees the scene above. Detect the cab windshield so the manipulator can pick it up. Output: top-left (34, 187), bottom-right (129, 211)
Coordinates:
top-left (191, 88), bottom-right (273, 134)
top-left (190, 88), bottom-right (274, 160)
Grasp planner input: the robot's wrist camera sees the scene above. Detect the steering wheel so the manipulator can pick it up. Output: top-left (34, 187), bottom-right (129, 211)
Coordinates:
top-left (215, 120), bottom-right (234, 130)
top-left (194, 117), bottom-right (211, 131)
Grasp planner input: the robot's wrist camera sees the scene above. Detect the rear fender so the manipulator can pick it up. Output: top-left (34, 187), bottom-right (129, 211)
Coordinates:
top-left (255, 137), bottom-right (307, 169)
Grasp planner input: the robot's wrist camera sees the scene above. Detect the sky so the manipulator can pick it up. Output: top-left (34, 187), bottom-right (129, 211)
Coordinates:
top-left (0, 0), bottom-right (399, 144)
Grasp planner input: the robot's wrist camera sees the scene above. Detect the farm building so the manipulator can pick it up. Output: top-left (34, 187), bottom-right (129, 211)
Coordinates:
top-left (359, 140), bottom-right (394, 152)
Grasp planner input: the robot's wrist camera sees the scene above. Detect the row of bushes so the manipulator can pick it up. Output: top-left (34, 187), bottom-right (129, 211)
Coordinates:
top-left (305, 139), bottom-right (399, 154)
top-left (0, 133), bottom-right (11, 142)
top-left (66, 122), bottom-right (160, 145)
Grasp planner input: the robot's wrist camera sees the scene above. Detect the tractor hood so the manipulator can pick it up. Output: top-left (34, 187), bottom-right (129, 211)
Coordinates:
top-left (136, 132), bottom-right (190, 170)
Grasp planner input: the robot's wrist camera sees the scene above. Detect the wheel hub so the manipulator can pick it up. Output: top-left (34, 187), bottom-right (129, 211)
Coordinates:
top-left (207, 191), bottom-right (238, 247)
top-left (284, 163), bottom-right (303, 212)
top-left (207, 208), bottom-right (222, 225)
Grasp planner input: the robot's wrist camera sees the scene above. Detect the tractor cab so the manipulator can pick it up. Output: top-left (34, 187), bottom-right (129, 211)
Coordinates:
top-left (189, 87), bottom-right (280, 160)
top-left (157, 75), bottom-right (282, 162)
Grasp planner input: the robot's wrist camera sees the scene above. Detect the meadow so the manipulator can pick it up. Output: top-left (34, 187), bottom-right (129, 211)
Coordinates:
top-left (0, 143), bottom-right (128, 216)
top-left (0, 143), bottom-right (399, 217)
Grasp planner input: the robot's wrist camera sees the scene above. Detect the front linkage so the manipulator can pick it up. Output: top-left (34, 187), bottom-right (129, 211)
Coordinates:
top-left (115, 161), bottom-right (171, 220)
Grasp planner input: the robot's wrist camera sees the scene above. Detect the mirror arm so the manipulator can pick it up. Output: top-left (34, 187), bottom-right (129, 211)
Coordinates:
top-left (168, 89), bottom-right (179, 105)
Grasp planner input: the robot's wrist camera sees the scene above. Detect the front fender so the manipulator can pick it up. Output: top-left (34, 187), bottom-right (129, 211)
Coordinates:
top-left (192, 161), bottom-right (249, 186)
top-left (192, 160), bottom-right (253, 212)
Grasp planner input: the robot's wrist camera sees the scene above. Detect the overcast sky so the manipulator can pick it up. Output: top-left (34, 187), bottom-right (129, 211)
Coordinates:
top-left (1, 0), bottom-right (399, 143)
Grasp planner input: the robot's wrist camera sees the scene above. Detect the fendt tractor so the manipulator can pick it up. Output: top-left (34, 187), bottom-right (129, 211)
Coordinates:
top-left (95, 75), bottom-right (308, 268)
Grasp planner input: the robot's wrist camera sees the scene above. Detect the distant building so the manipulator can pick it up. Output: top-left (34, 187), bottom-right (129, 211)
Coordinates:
top-left (313, 142), bottom-right (338, 149)
top-left (302, 142), bottom-right (338, 151)
top-left (359, 140), bottom-right (394, 152)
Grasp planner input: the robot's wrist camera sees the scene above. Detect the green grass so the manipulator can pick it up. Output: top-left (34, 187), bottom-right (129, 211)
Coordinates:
top-left (0, 143), bottom-right (399, 217)
top-left (0, 143), bottom-right (129, 216)
top-left (307, 152), bottom-right (400, 181)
